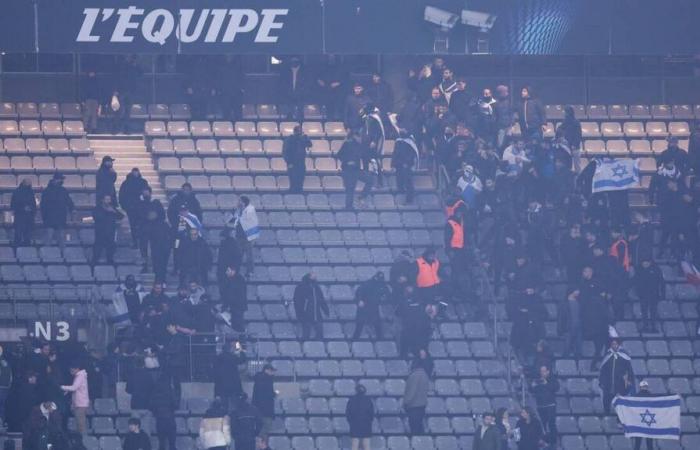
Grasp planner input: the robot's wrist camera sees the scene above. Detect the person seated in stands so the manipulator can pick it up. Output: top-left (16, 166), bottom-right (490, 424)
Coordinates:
top-left (123, 417), bottom-right (152, 450)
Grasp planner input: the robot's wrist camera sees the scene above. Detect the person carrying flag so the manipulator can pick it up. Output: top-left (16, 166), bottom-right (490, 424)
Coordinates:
top-left (599, 338), bottom-right (635, 414)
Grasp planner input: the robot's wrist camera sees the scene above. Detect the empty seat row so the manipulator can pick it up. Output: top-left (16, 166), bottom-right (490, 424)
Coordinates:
top-left (0, 174), bottom-right (97, 190)
top-left (0, 302), bottom-right (86, 320)
top-left (193, 192), bottom-right (440, 212)
top-left (241, 104), bottom-right (324, 120)
top-left (582, 138), bottom-right (687, 155)
top-left (579, 121), bottom-right (689, 138)
top-left (546, 104), bottom-right (699, 120)
top-left (0, 102), bottom-right (82, 120)
top-left (0, 120), bottom-right (85, 137)
top-left (0, 264), bottom-right (141, 283)
top-left (158, 156), bottom-right (346, 174)
top-left (0, 155), bottom-right (99, 173)
top-left (127, 103), bottom-right (191, 120)
top-left (151, 138), bottom-right (385, 156)
top-left (250, 210), bottom-right (444, 229)
top-left (1, 137), bottom-right (91, 154)
top-left (145, 120), bottom-right (346, 138)
top-left (162, 174), bottom-right (435, 193)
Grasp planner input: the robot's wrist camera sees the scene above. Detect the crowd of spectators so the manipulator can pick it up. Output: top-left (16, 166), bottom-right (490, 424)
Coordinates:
top-left (5, 54), bottom-right (700, 449)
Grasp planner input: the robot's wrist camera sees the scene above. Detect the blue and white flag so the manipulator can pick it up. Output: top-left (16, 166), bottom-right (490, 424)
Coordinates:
top-left (179, 211), bottom-right (203, 235)
top-left (592, 158), bottom-right (640, 193)
top-left (613, 395), bottom-right (681, 440)
top-left (457, 170), bottom-right (482, 209)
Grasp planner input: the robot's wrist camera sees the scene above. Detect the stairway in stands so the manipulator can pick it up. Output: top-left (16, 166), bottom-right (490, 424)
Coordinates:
top-left (90, 136), bottom-right (166, 203)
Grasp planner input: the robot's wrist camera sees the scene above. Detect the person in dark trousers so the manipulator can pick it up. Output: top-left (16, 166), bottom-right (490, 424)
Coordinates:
top-left (633, 257), bottom-right (665, 333)
top-left (282, 125), bottom-right (312, 193)
top-left (515, 407), bottom-right (544, 450)
top-left (96, 155), bottom-right (118, 206)
top-left (126, 358), bottom-right (153, 410)
top-left (136, 188), bottom-right (166, 268)
top-left (119, 168), bottom-right (150, 249)
top-left (232, 394), bottom-right (263, 450)
top-left (213, 340), bottom-right (247, 410)
top-left (530, 365), bottom-right (559, 446)
top-left (472, 412), bottom-right (501, 450)
top-left (176, 227), bottom-right (212, 286)
top-left (220, 265), bottom-right (247, 332)
top-left (631, 381), bottom-right (656, 450)
top-left (574, 266), bottom-right (610, 369)
top-left (279, 56), bottom-right (308, 121)
top-left (161, 323), bottom-right (188, 404)
top-left (217, 228), bottom-right (242, 290)
top-left (316, 55), bottom-right (347, 120)
top-left (392, 130), bottom-right (419, 204)
top-left (167, 183), bottom-right (202, 229)
top-left (92, 193), bottom-right (125, 265)
top-left (252, 364), bottom-right (276, 435)
top-left (345, 384), bottom-right (375, 450)
top-left (142, 207), bottom-right (172, 281)
top-left (445, 208), bottom-right (471, 303)
top-left (336, 131), bottom-right (370, 209)
top-left (352, 272), bottom-right (389, 339)
top-left (123, 417), bottom-right (152, 450)
top-left (403, 361), bottom-right (429, 435)
top-left (11, 178), bottom-right (36, 246)
top-left (293, 273), bottom-right (329, 340)
top-left (0, 345), bottom-right (11, 428)
top-left (558, 105), bottom-right (583, 172)
top-left (7, 371), bottom-right (40, 432)
top-left (599, 338), bottom-right (634, 414)
top-left (518, 86), bottom-right (546, 140)
top-left (493, 84), bottom-right (514, 150)
top-left (82, 71), bottom-right (100, 133)
top-left (368, 72), bottom-right (394, 121)
top-left (41, 173), bottom-right (74, 249)
top-left (559, 281), bottom-right (584, 359)
top-left (150, 376), bottom-right (178, 450)
top-left (23, 401), bottom-right (66, 450)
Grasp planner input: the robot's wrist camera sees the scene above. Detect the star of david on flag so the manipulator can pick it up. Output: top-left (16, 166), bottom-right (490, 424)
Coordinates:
top-left (592, 158), bottom-right (640, 193)
top-left (613, 395), bottom-right (681, 440)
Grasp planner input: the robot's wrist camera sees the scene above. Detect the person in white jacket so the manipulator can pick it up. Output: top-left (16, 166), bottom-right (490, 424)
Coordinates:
top-left (61, 363), bottom-right (90, 435)
top-left (198, 400), bottom-right (231, 450)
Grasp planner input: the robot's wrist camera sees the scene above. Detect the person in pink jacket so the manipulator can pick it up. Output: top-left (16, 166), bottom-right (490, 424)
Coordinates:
top-left (61, 363), bottom-right (90, 434)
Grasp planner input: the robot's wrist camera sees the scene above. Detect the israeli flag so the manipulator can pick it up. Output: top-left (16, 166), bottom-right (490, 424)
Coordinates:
top-left (613, 395), bottom-right (681, 440)
top-left (592, 158), bottom-right (640, 193)
top-left (457, 171), bottom-right (483, 209)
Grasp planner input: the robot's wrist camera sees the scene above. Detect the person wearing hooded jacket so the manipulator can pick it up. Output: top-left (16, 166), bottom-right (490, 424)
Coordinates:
top-left (11, 178), bottom-right (36, 247)
top-left (392, 130), bottom-right (419, 204)
top-left (345, 384), bottom-right (375, 450)
top-left (599, 338), bottom-right (634, 414)
top-left (96, 155), bottom-right (118, 206)
top-left (352, 272), bottom-right (390, 340)
top-left (119, 168), bottom-right (150, 248)
top-left (293, 273), bottom-right (329, 340)
top-left (40, 173), bottom-right (74, 249)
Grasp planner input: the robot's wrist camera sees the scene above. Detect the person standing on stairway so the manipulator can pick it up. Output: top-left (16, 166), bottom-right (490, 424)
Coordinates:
top-left (92, 193), bottom-right (125, 265)
top-left (96, 155), bottom-right (118, 206)
top-left (119, 168), bottom-right (150, 249)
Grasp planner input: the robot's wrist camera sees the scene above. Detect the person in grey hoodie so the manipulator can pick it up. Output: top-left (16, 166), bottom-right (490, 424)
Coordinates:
top-left (403, 361), bottom-right (430, 435)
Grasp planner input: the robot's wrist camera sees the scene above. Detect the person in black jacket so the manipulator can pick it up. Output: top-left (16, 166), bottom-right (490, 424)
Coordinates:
top-left (518, 86), bottom-right (546, 141)
top-left (558, 106), bottom-right (582, 172)
top-left (142, 209), bottom-right (172, 281)
top-left (96, 155), bottom-right (118, 206)
top-left (23, 401), bottom-right (66, 450)
top-left (176, 227), bottom-right (212, 286)
top-left (516, 407), bottom-right (544, 450)
top-left (220, 265), bottom-right (247, 332)
top-left (40, 173), bottom-right (74, 249)
top-left (493, 85), bottom-right (514, 151)
top-left (449, 78), bottom-right (474, 128)
top-left (123, 417), bottom-right (151, 450)
top-left (530, 365), bottom-right (560, 446)
top-left (510, 288), bottom-right (547, 368)
top-left (118, 168), bottom-right (150, 248)
top-left (213, 341), bottom-right (247, 410)
top-left (336, 132), bottom-right (368, 210)
top-left (11, 178), bottom-right (36, 247)
top-left (126, 358), bottom-right (153, 410)
top-left (316, 55), bottom-right (347, 121)
top-left (282, 125), bottom-right (312, 193)
top-left (279, 56), bottom-right (308, 121)
top-left (345, 384), bottom-right (375, 450)
top-left (150, 376), bottom-right (177, 450)
top-left (232, 394), bottom-right (263, 450)
top-left (293, 273), bottom-right (329, 340)
top-left (252, 364), bottom-right (276, 434)
top-left (160, 324), bottom-right (188, 404)
top-left (633, 258), bottom-right (665, 333)
top-left (167, 183), bottom-right (202, 229)
top-left (599, 338), bottom-right (634, 414)
top-left (344, 82), bottom-right (371, 131)
top-left (92, 193), bottom-right (125, 265)
top-left (7, 371), bottom-right (40, 432)
top-left (136, 189), bottom-right (166, 267)
top-left (217, 228), bottom-right (242, 289)
top-left (352, 272), bottom-right (389, 339)
top-left (392, 130), bottom-right (419, 204)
